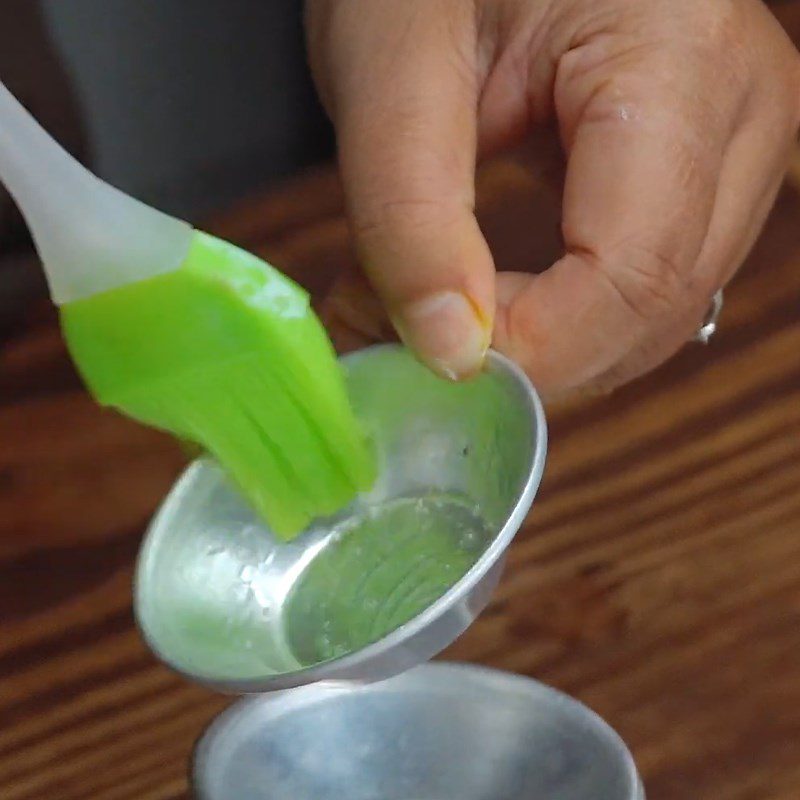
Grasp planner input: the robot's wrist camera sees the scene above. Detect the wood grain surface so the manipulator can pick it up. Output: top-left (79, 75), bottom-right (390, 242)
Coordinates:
top-left (3, 11), bottom-right (800, 798)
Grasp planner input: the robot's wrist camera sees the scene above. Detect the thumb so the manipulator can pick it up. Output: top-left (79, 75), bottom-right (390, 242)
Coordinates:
top-left (320, 0), bottom-right (494, 379)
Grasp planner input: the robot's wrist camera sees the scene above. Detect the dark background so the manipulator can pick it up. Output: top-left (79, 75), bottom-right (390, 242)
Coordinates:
top-left (0, 0), bottom-right (331, 330)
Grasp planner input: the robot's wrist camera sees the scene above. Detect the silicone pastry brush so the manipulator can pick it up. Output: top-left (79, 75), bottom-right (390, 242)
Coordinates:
top-left (0, 81), bottom-right (374, 539)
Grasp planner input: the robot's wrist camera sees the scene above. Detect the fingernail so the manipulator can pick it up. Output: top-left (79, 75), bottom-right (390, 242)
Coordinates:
top-left (394, 291), bottom-right (490, 380)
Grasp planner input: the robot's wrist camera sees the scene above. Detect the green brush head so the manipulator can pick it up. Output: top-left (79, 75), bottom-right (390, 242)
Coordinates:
top-left (59, 231), bottom-right (376, 539)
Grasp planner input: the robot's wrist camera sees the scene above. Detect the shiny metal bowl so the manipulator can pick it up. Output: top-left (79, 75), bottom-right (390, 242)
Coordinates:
top-left (193, 662), bottom-right (645, 800)
top-left (134, 345), bottom-right (547, 692)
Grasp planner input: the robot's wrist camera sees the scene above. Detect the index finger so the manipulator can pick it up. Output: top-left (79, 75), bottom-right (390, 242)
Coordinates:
top-left (493, 43), bottom-right (740, 394)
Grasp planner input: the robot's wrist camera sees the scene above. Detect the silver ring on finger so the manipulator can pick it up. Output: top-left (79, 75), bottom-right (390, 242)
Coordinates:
top-left (694, 289), bottom-right (724, 345)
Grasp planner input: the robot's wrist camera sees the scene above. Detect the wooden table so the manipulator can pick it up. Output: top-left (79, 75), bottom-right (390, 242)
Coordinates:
top-left (4, 24), bottom-right (800, 800)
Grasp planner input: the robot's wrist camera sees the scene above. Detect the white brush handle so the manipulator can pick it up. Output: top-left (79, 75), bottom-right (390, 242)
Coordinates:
top-left (0, 81), bottom-right (192, 304)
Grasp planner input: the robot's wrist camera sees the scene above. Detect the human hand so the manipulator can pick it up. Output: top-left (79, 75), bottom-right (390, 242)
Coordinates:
top-left (306, 0), bottom-right (800, 397)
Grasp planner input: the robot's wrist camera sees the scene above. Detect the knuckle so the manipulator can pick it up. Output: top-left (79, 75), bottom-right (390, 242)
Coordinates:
top-left (353, 195), bottom-right (464, 245)
top-left (674, 0), bottom-right (751, 97)
top-left (593, 243), bottom-right (688, 322)
top-left (697, 0), bottom-right (741, 48)
top-left (684, 0), bottom-right (741, 50)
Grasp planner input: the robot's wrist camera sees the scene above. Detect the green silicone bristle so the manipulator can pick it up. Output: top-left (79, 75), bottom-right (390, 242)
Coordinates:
top-left (59, 231), bottom-right (376, 539)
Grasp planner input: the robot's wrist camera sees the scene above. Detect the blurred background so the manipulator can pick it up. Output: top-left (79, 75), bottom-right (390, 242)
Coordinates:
top-left (0, 0), bottom-right (331, 333)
